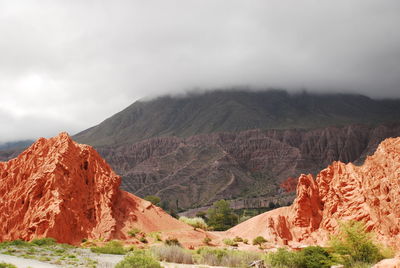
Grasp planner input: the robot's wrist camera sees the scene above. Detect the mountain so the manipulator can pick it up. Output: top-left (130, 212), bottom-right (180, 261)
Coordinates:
top-left (226, 137), bottom-right (400, 251)
top-left (0, 133), bottom-right (206, 245)
top-left (70, 90), bottom-right (400, 210)
top-left (95, 123), bottom-right (400, 210)
top-left (0, 140), bottom-right (33, 151)
top-left (74, 90), bottom-right (400, 147)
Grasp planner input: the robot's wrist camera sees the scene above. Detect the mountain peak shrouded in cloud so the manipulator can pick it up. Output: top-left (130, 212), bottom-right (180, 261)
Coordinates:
top-left (1, 0), bottom-right (400, 142)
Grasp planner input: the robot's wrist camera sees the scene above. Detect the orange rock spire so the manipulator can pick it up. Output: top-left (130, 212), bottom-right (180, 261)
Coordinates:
top-left (0, 133), bottom-right (199, 245)
top-left (227, 137), bottom-right (400, 250)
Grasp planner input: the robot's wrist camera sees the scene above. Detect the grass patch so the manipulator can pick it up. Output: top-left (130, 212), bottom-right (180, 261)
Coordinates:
top-left (90, 240), bottom-right (127, 255)
top-left (0, 263), bottom-right (17, 268)
top-left (151, 245), bottom-right (194, 264)
top-left (116, 250), bottom-right (162, 268)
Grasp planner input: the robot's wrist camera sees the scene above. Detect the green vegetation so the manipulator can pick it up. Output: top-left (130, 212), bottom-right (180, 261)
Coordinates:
top-left (329, 221), bottom-right (392, 266)
top-left (265, 221), bottom-right (393, 268)
top-left (116, 250), bottom-right (161, 268)
top-left (0, 263), bottom-right (17, 268)
top-left (144, 195), bottom-right (161, 206)
top-left (0, 238), bottom-right (98, 267)
top-left (207, 200), bottom-right (239, 231)
top-left (222, 238), bottom-right (238, 247)
top-left (252, 236), bottom-right (267, 246)
top-left (151, 245), bottom-right (194, 264)
top-left (203, 237), bottom-right (212, 245)
top-left (127, 227), bottom-right (141, 237)
top-left (164, 238), bottom-right (181, 247)
top-left (90, 240), bottom-right (127, 255)
top-left (179, 216), bottom-right (208, 230)
top-left (195, 247), bottom-right (263, 267)
top-left (30, 237), bottom-right (56, 246)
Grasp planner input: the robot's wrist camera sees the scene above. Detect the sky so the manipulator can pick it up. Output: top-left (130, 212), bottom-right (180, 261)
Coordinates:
top-left (0, 0), bottom-right (400, 143)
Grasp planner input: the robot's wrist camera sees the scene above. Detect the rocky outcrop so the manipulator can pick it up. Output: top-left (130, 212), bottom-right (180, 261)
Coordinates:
top-left (97, 123), bottom-right (400, 209)
top-left (0, 133), bottom-right (201, 245)
top-left (226, 137), bottom-right (400, 250)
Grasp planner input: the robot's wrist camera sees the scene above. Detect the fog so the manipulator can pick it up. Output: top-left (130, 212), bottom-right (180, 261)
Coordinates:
top-left (0, 0), bottom-right (399, 142)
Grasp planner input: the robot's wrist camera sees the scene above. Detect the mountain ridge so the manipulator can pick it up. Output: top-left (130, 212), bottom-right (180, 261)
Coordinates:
top-left (74, 90), bottom-right (400, 146)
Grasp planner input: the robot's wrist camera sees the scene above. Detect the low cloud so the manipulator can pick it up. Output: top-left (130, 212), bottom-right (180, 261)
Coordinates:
top-left (0, 0), bottom-right (399, 142)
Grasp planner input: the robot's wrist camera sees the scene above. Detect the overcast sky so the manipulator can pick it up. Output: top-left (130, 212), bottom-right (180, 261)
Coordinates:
top-left (0, 0), bottom-right (399, 143)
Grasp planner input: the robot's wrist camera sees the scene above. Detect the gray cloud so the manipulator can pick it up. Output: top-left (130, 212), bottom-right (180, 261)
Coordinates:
top-left (0, 0), bottom-right (399, 142)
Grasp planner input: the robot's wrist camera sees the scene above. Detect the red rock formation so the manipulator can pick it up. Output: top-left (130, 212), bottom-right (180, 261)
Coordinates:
top-left (280, 177), bottom-right (298, 193)
top-left (227, 137), bottom-right (400, 250)
top-left (0, 133), bottom-right (204, 245)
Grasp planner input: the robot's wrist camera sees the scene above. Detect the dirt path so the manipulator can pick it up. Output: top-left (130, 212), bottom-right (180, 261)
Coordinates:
top-left (0, 253), bottom-right (59, 268)
top-left (161, 262), bottom-right (228, 268)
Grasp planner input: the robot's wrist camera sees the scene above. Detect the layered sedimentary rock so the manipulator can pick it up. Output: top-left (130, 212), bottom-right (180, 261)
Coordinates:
top-left (227, 137), bottom-right (400, 250)
top-left (0, 133), bottom-right (201, 245)
top-left (96, 123), bottom-right (400, 209)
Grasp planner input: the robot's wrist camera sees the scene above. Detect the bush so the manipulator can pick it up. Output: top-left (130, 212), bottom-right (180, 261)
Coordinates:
top-left (243, 239), bottom-right (249, 244)
top-left (116, 250), bottom-right (161, 268)
top-left (127, 228), bottom-right (141, 237)
top-left (31, 237), bottom-right (56, 246)
top-left (0, 263), bottom-right (17, 268)
top-left (233, 236), bottom-right (243, 242)
top-left (252, 236), bottom-right (267, 246)
top-left (267, 248), bottom-right (301, 268)
top-left (297, 246), bottom-right (334, 268)
top-left (223, 238), bottom-right (238, 247)
top-left (329, 221), bottom-right (388, 266)
top-left (91, 240), bottom-right (127, 255)
top-left (144, 195), bottom-right (161, 206)
top-left (203, 237), bottom-right (212, 245)
top-left (195, 247), bottom-right (262, 267)
top-left (179, 216), bottom-right (208, 230)
top-left (140, 237), bottom-right (148, 243)
top-left (151, 245), bottom-right (193, 264)
top-left (164, 238), bottom-right (181, 247)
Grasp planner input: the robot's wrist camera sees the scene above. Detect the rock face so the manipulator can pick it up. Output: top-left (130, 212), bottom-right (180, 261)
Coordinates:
top-left (97, 123), bottom-right (400, 209)
top-left (226, 137), bottom-right (400, 250)
top-left (0, 133), bottom-right (199, 245)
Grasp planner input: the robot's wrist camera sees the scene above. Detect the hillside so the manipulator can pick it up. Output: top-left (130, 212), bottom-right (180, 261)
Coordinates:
top-left (0, 133), bottom-right (206, 246)
top-left (74, 90), bottom-right (400, 146)
top-left (226, 137), bottom-right (400, 251)
top-left (96, 123), bottom-right (400, 210)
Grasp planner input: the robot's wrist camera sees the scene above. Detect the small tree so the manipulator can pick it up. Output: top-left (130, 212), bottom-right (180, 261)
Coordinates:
top-left (252, 236), bottom-right (267, 246)
top-left (207, 200), bottom-right (239, 231)
top-left (329, 220), bottom-right (389, 265)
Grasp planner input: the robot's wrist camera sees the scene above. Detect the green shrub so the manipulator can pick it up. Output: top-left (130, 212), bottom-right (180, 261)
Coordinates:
top-left (329, 221), bottom-right (388, 266)
top-left (297, 246), bottom-right (334, 268)
top-left (31, 237), bottom-right (56, 246)
top-left (243, 238), bottom-right (249, 244)
top-left (0, 262), bottom-right (15, 268)
top-left (233, 236), bottom-right (243, 242)
top-left (195, 247), bottom-right (262, 267)
top-left (144, 195), bottom-right (161, 206)
top-left (179, 216), bottom-right (208, 230)
top-left (140, 237), bottom-right (148, 243)
top-left (252, 236), bottom-right (267, 246)
top-left (116, 250), bottom-right (161, 268)
top-left (164, 238), bottom-right (181, 247)
top-left (151, 245), bottom-right (193, 264)
top-left (91, 240), bottom-right (127, 255)
top-left (127, 228), bottom-right (141, 237)
top-left (267, 247), bottom-right (301, 268)
top-left (203, 237), bottom-right (212, 245)
top-left (223, 238), bottom-right (238, 247)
